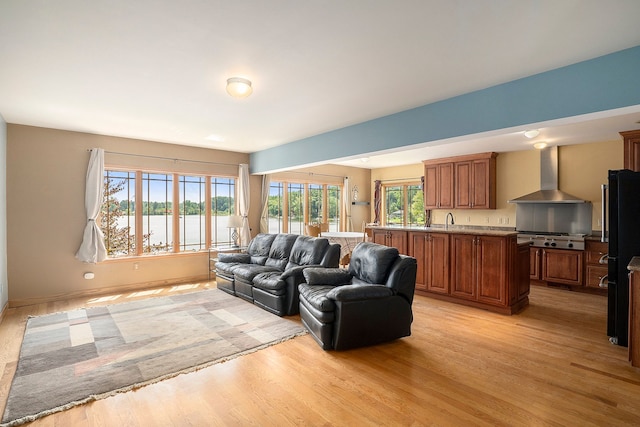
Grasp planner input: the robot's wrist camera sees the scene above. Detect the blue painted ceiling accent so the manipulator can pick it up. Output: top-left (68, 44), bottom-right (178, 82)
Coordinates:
top-left (250, 45), bottom-right (640, 174)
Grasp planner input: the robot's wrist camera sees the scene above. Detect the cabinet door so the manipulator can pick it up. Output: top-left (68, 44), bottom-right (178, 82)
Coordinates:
top-left (438, 163), bottom-right (454, 209)
top-left (450, 234), bottom-right (477, 300)
top-left (586, 265), bottom-right (608, 289)
top-left (427, 233), bottom-right (450, 294)
top-left (410, 232), bottom-right (427, 291)
top-left (622, 130), bottom-right (640, 172)
top-left (476, 236), bottom-right (507, 305)
top-left (542, 249), bottom-right (583, 285)
top-left (372, 230), bottom-right (387, 246)
top-left (471, 158), bottom-right (493, 209)
top-left (530, 247), bottom-right (541, 280)
top-left (455, 161), bottom-right (472, 208)
top-left (389, 230), bottom-right (407, 254)
top-left (424, 163), bottom-right (454, 209)
top-left (423, 164), bottom-right (439, 209)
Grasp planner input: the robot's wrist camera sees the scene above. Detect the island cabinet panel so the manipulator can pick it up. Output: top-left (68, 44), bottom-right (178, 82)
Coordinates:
top-left (450, 234), bottom-right (477, 300)
top-left (408, 229), bottom-right (529, 315)
top-left (409, 231), bottom-right (449, 294)
top-left (476, 236), bottom-right (507, 306)
top-left (372, 229), bottom-right (408, 254)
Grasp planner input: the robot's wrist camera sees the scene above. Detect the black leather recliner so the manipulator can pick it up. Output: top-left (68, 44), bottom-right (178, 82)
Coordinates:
top-left (299, 242), bottom-right (417, 350)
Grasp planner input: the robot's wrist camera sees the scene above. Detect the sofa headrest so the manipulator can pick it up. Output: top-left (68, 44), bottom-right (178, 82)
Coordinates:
top-left (248, 233), bottom-right (277, 265)
top-left (265, 234), bottom-right (298, 270)
top-left (287, 236), bottom-right (330, 268)
top-left (348, 242), bottom-right (399, 284)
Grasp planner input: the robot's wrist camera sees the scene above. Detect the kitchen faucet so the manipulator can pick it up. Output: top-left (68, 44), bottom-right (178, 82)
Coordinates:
top-left (446, 212), bottom-right (455, 230)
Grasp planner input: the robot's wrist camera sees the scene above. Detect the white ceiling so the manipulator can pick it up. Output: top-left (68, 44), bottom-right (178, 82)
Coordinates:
top-left (2, 1), bottom-right (640, 170)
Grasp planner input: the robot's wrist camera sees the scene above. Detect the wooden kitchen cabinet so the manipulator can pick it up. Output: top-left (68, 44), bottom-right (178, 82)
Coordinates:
top-left (585, 240), bottom-right (608, 289)
top-left (454, 153), bottom-right (497, 209)
top-left (621, 129), bottom-right (640, 172)
top-left (542, 248), bottom-right (583, 286)
top-left (450, 234), bottom-right (507, 306)
top-left (372, 228), bottom-right (407, 254)
top-left (423, 152), bottom-right (496, 210)
top-left (409, 231), bottom-right (449, 294)
top-left (423, 162), bottom-right (454, 209)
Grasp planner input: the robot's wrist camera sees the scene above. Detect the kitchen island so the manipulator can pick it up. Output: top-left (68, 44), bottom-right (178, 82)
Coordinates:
top-left (370, 226), bottom-right (530, 314)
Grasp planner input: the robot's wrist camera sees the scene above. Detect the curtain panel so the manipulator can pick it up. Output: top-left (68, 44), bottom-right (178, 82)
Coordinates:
top-left (238, 164), bottom-right (251, 246)
top-left (76, 148), bottom-right (107, 263)
top-left (260, 174), bottom-right (270, 233)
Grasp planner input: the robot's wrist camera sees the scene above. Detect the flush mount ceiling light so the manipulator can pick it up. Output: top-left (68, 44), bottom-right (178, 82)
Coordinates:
top-left (524, 129), bottom-right (540, 139)
top-left (226, 77), bottom-right (253, 98)
top-left (533, 141), bottom-right (548, 150)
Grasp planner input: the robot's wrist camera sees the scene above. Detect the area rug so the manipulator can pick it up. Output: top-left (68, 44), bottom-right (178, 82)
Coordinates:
top-left (1, 289), bottom-right (306, 427)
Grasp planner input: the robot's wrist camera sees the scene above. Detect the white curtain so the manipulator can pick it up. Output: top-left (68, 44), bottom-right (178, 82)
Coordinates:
top-left (75, 148), bottom-right (107, 263)
top-left (238, 164), bottom-right (251, 246)
top-left (343, 176), bottom-right (352, 231)
top-left (260, 174), bottom-right (270, 233)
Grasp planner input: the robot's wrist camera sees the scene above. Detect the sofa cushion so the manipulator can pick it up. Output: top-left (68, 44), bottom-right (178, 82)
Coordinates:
top-left (215, 261), bottom-right (245, 276)
top-left (247, 233), bottom-right (277, 265)
top-left (252, 271), bottom-right (287, 295)
top-left (348, 242), bottom-right (399, 284)
top-left (234, 264), bottom-right (281, 283)
top-left (298, 283), bottom-right (337, 312)
top-left (264, 234), bottom-right (298, 270)
top-left (217, 252), bottom-right (250, 263)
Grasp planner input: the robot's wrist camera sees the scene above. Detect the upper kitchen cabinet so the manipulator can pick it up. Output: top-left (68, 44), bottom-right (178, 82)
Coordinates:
top-left (423, 152), bottom-right (497, 210)
top-left (423, 162), bottom-right (454, 209)
top-left (621, 130), bottom-right (640, 172)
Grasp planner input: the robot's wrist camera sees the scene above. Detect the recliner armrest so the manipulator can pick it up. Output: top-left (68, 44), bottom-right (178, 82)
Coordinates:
top-left (303, 268), bottom-right (352, 286)
top-left (281, 264), bottom-right (322, 280)
top-left (218, 253), bottom-right (250, 263)
top-left (326, 284), bottom-right (392, 301)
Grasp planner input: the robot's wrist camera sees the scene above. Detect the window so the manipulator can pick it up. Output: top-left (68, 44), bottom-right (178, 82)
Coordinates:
top-left (383, 182), bottom-right (424, 227)
top-left (266, 180), bottom-right (342, 233)
top-left (103, 170), bottom-right (136, 257)
top-left (102, 169), bottom-right (236, 258)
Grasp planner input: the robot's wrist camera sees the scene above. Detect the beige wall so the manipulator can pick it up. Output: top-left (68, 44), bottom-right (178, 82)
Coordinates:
top-left (371, 140), bottom-right (623, 230)
top-left (7, 125), bottom-right (258, 306)
top-left (0, 115), bottom-right (6, 313)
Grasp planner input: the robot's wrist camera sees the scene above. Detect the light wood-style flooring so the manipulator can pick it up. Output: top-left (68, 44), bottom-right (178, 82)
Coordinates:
top-left (1, 283), bottom-right (639, 426)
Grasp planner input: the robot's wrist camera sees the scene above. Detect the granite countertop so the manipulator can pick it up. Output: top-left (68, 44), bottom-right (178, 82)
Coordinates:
top-left (628, 256), bottom-right (640, 272)
top-left (369, 225), bottom-right (518, 237)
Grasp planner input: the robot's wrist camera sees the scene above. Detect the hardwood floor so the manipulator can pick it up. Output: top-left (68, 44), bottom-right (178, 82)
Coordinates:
top-left (1, 283), bottom-right (639, 426)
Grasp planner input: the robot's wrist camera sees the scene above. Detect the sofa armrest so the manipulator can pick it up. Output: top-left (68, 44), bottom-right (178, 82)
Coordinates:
top-left (326, 284), bottom-right (392, 302)
top-left (303, 268), bottom-right (352, 286)
top-left (218, 253), bottom-right (250, 263)
top-left (281, 264), bottom-right (323, 280)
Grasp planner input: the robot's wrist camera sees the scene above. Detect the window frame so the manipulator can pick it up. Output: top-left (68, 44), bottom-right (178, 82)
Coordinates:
top-left (102, 167), bottom-right (238, 259)
top-left (381, 181), bottom-right (424, 228)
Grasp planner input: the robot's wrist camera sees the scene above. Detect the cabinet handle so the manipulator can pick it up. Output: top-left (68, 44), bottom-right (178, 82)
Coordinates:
top-left (598, 253), bottom-right (609, 264)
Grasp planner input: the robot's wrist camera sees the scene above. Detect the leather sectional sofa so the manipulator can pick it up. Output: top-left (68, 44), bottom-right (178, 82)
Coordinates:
top-left (215, 233), bottom-right (341, 316)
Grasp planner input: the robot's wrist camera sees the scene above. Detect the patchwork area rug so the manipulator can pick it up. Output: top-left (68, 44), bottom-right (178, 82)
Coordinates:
top-left (2, 289), bottom-right (306, 427)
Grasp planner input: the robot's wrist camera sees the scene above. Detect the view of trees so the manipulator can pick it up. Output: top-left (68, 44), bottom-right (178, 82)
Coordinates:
top-left (114, 197), bottom-right (235, 216)
top-left (385, 184), bottom-right (425, 226)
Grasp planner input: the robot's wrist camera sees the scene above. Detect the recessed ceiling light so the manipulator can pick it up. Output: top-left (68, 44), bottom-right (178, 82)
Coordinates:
top-left (524, 129), bottom-right (540, 139)
top-left (205, 134), bottom-right (224, 142)
top-left (360, 157), bottom-right (370, 163)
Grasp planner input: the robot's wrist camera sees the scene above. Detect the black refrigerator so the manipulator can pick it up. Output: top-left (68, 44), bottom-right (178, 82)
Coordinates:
top-left (604, 169), bottom-right (640, 347)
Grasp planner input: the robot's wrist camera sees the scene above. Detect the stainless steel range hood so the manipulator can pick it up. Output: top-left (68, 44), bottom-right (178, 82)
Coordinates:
top-left (508, 146), bottom-right (588, 204)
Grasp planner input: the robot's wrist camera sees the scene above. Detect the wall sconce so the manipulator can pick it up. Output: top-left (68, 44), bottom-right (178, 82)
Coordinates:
top-left (227, 215), bottom-right (243, 247)
top-left (226, 77), bottom-right (253, 98)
